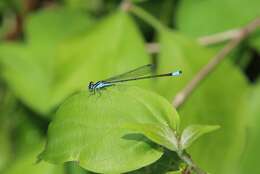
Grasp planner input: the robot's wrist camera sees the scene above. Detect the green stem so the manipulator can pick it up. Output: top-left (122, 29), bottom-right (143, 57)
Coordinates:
top-left (129, 4), bottom-right (165, 32)
top-left (177, 151), bottom-right (207, 174)
top-left (159, 0), bottom-right (174, 26)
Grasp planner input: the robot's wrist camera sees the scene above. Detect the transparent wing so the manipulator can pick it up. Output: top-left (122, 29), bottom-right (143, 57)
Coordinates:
top-left (103, 64), bottom-right (154, 82)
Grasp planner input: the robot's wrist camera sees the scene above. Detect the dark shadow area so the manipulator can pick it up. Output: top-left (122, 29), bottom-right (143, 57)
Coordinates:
top-left (122, 133), bottom-right (160, 150)
top-left (245, 49), bottom-right (260, 83)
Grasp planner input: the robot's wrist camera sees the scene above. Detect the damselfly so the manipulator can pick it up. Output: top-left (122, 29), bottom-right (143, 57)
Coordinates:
top-left (88, 64), bottom-right (182, 93)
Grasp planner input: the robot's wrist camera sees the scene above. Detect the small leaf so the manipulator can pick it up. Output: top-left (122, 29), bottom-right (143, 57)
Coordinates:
top-left (39, 86), bottom-right (180, 173)
top-left (124, 123), bottom-right (179, 151)
top-left (180, 125), bottom-right (220, 150)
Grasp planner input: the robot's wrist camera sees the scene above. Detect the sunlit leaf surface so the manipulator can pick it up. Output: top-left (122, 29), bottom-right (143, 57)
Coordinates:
top-left (40, 86), bottom-right (179, 173)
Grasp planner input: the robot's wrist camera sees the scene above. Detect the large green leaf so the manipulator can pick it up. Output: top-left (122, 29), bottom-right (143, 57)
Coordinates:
top-left (0, 10), bottom-right (150, 116)
top-left (239, 82), bottom-right (260, 173)
top-left (39, 86), bottom-right (179, 173)
top-left (176, 0), bottom-right (260, 51)
top-left (154, 29), bottom-right (248, 174)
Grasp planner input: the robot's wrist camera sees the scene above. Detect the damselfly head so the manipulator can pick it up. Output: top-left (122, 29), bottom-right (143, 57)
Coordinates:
top-left (88, 81), bottom-right (95, 90)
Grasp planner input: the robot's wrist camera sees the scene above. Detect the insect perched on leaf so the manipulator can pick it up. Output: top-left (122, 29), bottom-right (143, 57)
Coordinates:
top-left (88, 64), bottom-right (182, 93)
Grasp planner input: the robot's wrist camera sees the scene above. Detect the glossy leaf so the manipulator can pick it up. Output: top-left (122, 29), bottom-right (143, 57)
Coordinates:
top-left (39, 86), bottom-right (179, 173)
top-left (180, 125), bottom-right (220, 150)
top-left (176, 0), bottom-right (260, 51)
top-left (155, 29), bottom-right (248, 174)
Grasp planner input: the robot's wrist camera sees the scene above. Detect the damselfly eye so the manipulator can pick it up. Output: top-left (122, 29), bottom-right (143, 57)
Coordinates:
top-left (88, 81), bottom-right (94, 89)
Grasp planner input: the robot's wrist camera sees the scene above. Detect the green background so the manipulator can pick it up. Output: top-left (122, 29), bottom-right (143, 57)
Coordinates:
top-left (0, 0), bottom-right (259, 174)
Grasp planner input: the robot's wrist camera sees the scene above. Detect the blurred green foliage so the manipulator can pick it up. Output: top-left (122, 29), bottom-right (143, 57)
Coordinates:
top-left (155, 29), bottom-right (249, 174)
top-left (176, 0), bottom-right (260, 51)
top-left (0, 0), bottom-right (259, 174)
top-left (0, 0), bottom-right (21, 12)
top-left (239, 82), bottom-right (260, 174)
top-left (0, 7), bottom-right (94, 114)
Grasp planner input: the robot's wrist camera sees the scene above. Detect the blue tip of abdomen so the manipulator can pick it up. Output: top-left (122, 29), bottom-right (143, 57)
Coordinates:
top-left (171, 70), bottom-right (182, 76)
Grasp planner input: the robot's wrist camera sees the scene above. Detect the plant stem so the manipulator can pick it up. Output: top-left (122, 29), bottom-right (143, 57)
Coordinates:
top-left (122, 1), bottom-right (165, 31)
top-left (198, 28), bottom-right (241, 46)
top-left (146, 42), bottom-right (160, 54)
top-left (173, 18), bottom-right (260, 108)
top-left (178, 151), bottom-right (206, 174)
